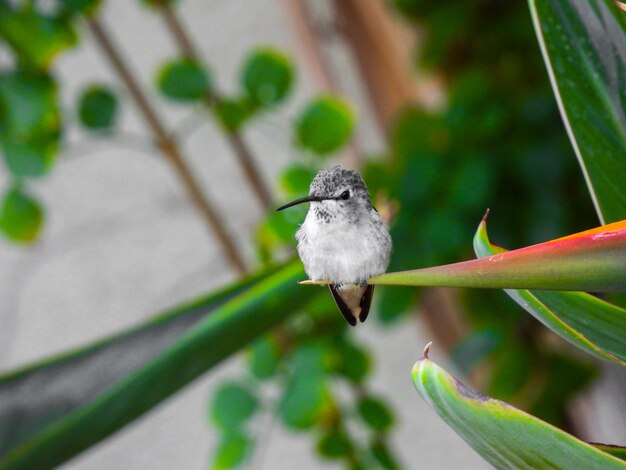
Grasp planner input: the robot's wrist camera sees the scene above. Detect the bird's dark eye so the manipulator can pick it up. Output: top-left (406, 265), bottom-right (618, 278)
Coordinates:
top-left (340, 190), bottom-right (350, 200)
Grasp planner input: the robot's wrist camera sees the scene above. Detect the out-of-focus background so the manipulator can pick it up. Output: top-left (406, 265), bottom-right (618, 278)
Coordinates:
top-left (0, 0), bottom-right (625, 469)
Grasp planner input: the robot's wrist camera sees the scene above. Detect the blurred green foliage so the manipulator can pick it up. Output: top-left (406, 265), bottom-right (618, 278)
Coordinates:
top-left (78, 84), bottom-right (118, 130)
top-left (0, 1), bottom-right (69, 243)
top-left (213, 433), bottom-right (252, 470)
top-left (209, 298), bottom-right (402, 469)
top-left (0, 3), bottom-right (77, 69)
top-left (214, 98), bottom-right (254, 132)
top-left (357, 396), bottom-right (394, 433)
top-left (0, 69), bottom-right (60, 178)
top-left (241, 48), bottom-right (294, 108)
top-left (156, 58), bottom-right (213, 102)
top-left (57, 0), bottom-right (102, 17)
top-left (211, 382), bottom-right (258, 433)
top-left (0, 186), bottom-right (44, 243)
top-left (296, 95), bottom-right (356, 155)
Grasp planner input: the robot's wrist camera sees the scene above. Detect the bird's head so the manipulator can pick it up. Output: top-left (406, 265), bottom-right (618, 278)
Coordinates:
top-left (277, 166), bottom-right (373, 222)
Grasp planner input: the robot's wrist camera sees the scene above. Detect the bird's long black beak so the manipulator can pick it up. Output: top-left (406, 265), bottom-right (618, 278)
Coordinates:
top-left (276, 195), bottom-right (328, 211)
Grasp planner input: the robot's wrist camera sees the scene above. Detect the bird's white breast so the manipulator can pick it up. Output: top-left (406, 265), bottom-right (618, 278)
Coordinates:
top-left (296, 208), bottom-right (391, 284)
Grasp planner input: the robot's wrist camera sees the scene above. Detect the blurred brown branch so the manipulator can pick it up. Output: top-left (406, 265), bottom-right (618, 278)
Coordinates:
top-left (87, 17), bottom-right (247, 274)
top-left (159, 2), bottom-right (274, 211)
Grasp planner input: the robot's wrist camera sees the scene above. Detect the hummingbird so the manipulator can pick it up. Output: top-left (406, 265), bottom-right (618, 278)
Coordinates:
top-left (276, 166), bottom-right (392, 326)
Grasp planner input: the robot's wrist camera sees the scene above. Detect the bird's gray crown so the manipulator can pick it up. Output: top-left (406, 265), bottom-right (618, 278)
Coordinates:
top-left (309, 165), bottom-right (368, 198)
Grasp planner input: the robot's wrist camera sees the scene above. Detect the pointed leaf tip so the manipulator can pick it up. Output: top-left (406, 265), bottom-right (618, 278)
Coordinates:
top-left (411, 342), bottom-right (433, 379)
top-left (423, 341), bottom-right (433, 359)
top-left (299, 279), bottom-right (330, 285)
top-left (481, 208), bottom-right (490, 223)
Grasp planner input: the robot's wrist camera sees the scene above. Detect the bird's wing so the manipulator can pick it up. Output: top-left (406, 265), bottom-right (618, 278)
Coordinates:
top-left (328, 284), bottom-right (357, 326)
top-left (359, 285), bottom-right (374, 323)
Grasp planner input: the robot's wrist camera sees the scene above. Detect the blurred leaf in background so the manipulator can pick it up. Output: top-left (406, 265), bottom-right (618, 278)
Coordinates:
top-left (296, 95), bottom-right (356, 156)
top-left (241, 47), bottom-right (294, 109)
top-left (214, 98), bottom-right (255, 132)
top-left (78, 84), bottom-right (119, 130)
top-left (0, 3), bottom-right (77, 69)
top-left (0, 70), bottom-right (60, 178)
top-left (0, 1), bottom-right (78, 244)
top-left (156, 58), bottom-right (213, 102)
top-left (0, 186), bottom-right (44, 244)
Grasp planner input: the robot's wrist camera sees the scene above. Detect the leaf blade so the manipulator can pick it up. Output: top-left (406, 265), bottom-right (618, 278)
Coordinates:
top-left (529, 0), bottom-right (626, 223)
top-left (473, 216), bottom-right (626, 366)
top-left (365, 219), bottom-right (626, 292)
top-left (412, 347), bottom-right (626, 469)
top-left (0, 262), bottom-right (315, 469)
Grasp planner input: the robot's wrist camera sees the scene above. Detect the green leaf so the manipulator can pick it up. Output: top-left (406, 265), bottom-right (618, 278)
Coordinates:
top-left (241, 47), bottom-right (294, 108)
top-left (156, 58), bottom-right (211, 102)
top-left (391, 0), bottom-right (426, 21)
top-left (1, 135), bottom-right (58, 178)
top-left (78, 85), bottom-right (118, 130)
top-left (357, 396), bottom-right (394, 433)
top-left (349, 463), bottom-right (367, 470)
top-left (0, 70), bottom-right (59, 136)
top-left (316, 429), bottom-right (352, 460)
top-left (370, 440), bottom-right (401, 470)
top-left (214, 98), bottom-right (254, 132)
top-left (0, 265), bottom-right (282, 459)
top-left (346, 217), bottom-right (626, 293)
top-left (296, 95), bottom-right (355, 155)
top-left (212, 433), bottom-right (252, 470)
top-left (331, 339), bottom-right (371, 384)
top-left (0, 262), bottom-right (316, 469)
top-left (0, 187), bottom-right (44, 244)
top-left (210, 382), bottom-right (258, 433)
top-left (474, 216), bottom-right (626, 367)
top-left (529, 0), bottom-right (626, 223)
top-left (0, 70), bottom-right (60, 177)
top-left (0, 7), bottom-right (77, 69)
top-left (262, 207), bottom-right (305, 246)
top-left (279, 163), bottom-right (317, 197)
top-left (593, 444), bottom-right (626, 462)
top-left (142, 0), bottom-right (178, 8)
top-left (412, 346), bottom-right (626, 469)
top-left (279, 345), bottom-right (330, 430)
top-left (57, 0), bottom-right (102, 17)
top-left (301, 292), bottom-right (344, 325)
top-left (247, 336), bottom-right (281, 380)
top-left (279, 372), bottom-right (328, 430)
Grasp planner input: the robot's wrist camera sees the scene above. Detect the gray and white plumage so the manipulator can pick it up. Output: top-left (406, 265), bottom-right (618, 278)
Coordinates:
top-left (293, 166), bottom-right (392, 325)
